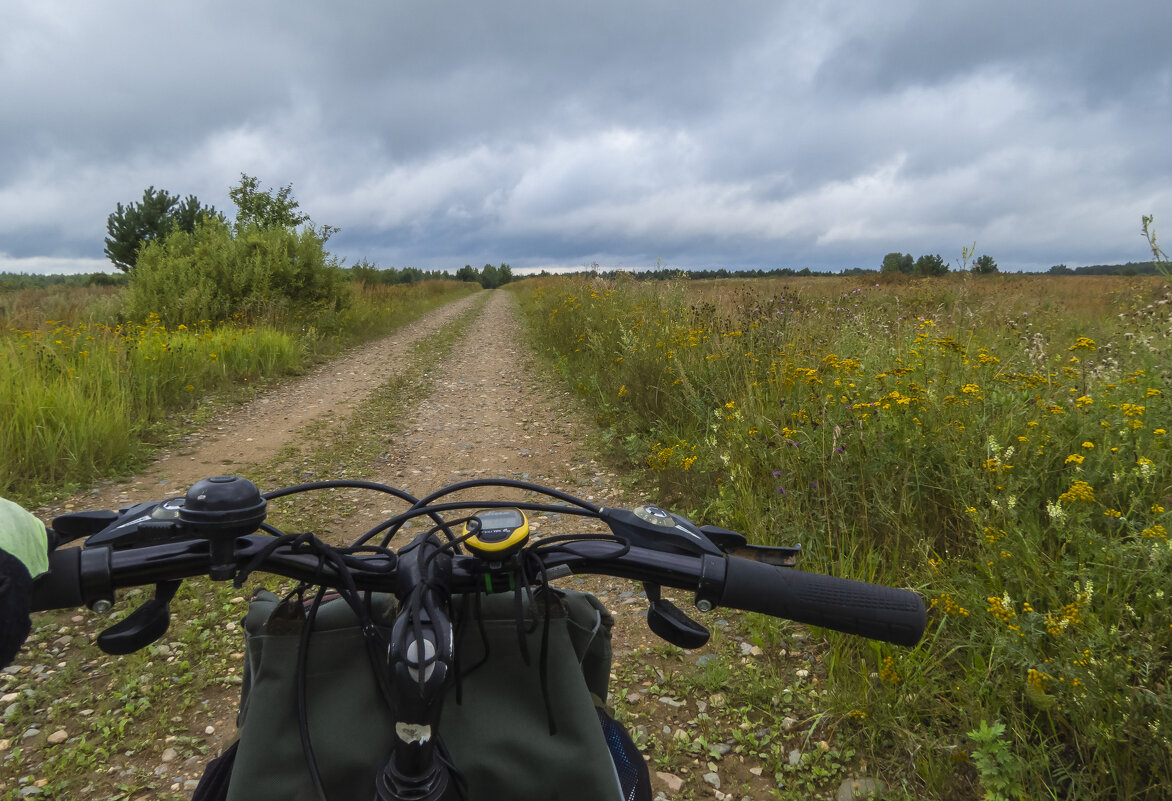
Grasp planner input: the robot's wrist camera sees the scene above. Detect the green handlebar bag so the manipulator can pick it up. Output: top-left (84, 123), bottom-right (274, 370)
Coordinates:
top-left (225, 588), bottom-right (624, 801)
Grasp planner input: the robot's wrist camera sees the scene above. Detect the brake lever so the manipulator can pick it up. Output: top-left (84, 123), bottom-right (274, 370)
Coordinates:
top-left (96, 579), bottom-right (181, 655)
top-left (643, 582), bottom-right (710, 649)
top-left (50, 510), bottom-right (120, 545)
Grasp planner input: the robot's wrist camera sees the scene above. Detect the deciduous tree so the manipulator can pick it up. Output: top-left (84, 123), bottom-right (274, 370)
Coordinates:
top-left (229, 173), bottom-right (311, 232)
top-left (881, 252), bottom-right (914, 274)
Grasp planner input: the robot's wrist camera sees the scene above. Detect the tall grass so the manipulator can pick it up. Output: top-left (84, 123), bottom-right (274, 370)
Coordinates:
top-left (0, 316), bottom-right (300, 498)
top-left (0, 280), bottom-right (479, 503)
top-left (519, 274), bottom-right (1171, 799)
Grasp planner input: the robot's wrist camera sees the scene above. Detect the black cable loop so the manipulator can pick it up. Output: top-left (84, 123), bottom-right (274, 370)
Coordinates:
top-left (408, 477), bottom-right (600, 514)
top-left (362, 500), bottom-right (598, 549)
top-left (234, 532), bottom-right (311, 589)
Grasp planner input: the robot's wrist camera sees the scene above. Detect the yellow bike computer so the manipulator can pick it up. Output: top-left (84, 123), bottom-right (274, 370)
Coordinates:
top-left (463, 508), bottom-right (529, 558)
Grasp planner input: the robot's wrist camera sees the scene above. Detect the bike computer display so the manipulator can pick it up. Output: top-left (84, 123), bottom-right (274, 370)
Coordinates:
top-left (462, 508), bottom-right (529, 558)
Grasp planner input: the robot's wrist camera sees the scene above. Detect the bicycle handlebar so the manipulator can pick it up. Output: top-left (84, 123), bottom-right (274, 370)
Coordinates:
top-left (26, 476), bottom-right (926, 801)
top-left (717, 556), bottom-right (925, 647)
top-left (31, 524), bottom-right (926, 648)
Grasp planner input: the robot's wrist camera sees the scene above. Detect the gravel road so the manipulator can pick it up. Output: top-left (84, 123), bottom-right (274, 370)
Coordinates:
top-left (17, 289), bottom-right (798, 801)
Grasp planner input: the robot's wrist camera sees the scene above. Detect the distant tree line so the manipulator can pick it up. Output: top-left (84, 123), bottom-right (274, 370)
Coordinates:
top-left (346, 261), bottom-right (459, 286)
top-left (0, 272), bottom-right (129, 290)
top-left (1046, 262), bottom-right (1166, 276)
top-left (455, 263), bottom-right (513, 288)
top-left (345, 262), bottom-right (514, 289)
top-left (527, 266), bottom-right (823, 281)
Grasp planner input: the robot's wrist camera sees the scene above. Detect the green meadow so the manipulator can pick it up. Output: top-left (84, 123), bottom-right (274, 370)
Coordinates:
top-left (520, 273), bottom-right (1171, 799)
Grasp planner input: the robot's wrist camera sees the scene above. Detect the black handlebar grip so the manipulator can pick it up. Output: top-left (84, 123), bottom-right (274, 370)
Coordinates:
top-left (29, 548), bottom-right (85, 612)
top-left (719, 556), bottom-right (926, 647)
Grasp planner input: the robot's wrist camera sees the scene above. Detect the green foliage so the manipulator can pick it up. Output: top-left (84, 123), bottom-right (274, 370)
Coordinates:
top-left (481, 263), bottom-right (501, 288)
top-left (448, 263), bottom-right (514, 288)
top-left (966, 721), bottom-right (1024, 801)
top-left (972, 254), bottom-right (999, 274)
top-left (125, 218), bottom-right (349, 327)
top-left (914, 253), bottom-right (948, 276)
top-left (345, 261), bottom-right (456, 286)
top-left (883, 252), bottom-right (946, 276)
top-left (228, 173), bottom-right (312, 232)
top-left (103, 186), bottom-right (220, 272)
top-left (881, 252), bottom-right (913, 274)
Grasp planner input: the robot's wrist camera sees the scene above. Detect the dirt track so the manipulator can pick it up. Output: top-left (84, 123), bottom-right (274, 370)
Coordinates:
top-left (17, 289), bottom-right (783, 801)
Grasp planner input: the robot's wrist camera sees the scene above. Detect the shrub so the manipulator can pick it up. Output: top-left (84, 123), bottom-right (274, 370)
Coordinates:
top-left (125, 219), bottom-right (350, 327)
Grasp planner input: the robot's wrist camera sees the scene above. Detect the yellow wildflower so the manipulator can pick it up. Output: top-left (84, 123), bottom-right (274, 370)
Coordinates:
top-left (987, 594), bottom-right (1016, 623)
top-left (1027, 669), bottom-right (1051, 694)
top-left (930, 593), bottom-right (969, 617)
top-left (1058, 480), bottom-right (1095, 504)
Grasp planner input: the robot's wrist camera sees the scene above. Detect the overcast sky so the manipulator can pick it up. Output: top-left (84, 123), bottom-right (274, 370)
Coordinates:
top-left (2, 1), bottom-right (1170, 275)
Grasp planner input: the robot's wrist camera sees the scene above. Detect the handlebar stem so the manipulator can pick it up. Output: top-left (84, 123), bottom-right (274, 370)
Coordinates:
top-left (379, 537), bottom-right (457, 800)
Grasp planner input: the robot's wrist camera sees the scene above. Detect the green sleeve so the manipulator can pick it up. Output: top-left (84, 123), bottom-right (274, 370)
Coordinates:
top-left (0, 498), bottom-right (49, 579)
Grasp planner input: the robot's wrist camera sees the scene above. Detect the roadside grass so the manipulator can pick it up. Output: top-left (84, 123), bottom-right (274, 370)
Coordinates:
top-left (0, 295), bottom-right (487, 800)
top-left (517, 274), bottom-right (1172, 799)
top-left (0, 281), bottom-right (480, 506)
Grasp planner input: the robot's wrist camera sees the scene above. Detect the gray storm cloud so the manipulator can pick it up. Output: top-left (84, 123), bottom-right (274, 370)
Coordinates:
top-left (1, 0), bottom-right (1169, 274)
